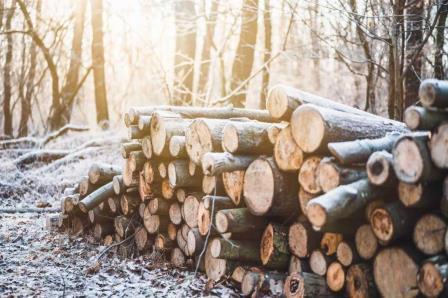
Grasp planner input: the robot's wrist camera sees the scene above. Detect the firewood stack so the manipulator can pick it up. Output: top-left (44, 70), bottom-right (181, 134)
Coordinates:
top-left (57, 80), bottom-right (448, 297)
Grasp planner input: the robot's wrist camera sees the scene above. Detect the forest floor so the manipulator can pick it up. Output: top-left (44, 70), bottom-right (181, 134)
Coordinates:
top-left (0, 129), bottom-right (238, 297)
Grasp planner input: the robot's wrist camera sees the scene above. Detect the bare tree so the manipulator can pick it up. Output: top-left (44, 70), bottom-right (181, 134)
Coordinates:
top-left (3, 0), bottom-right (16, 136)
top-left (230, 0), bottom-right (259, 108)
top-left (434, 0), bottom-right (448, 79)
top-left (260, 0), bottom-right (272, 109)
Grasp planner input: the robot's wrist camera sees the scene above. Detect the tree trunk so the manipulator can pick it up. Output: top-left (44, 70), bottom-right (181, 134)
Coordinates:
top-left (434, 2), bottom-right (448, 79)
top-left (78, 181), bottom-right (114, 212)
top-left (215, 208), bottom-right (267, 235)
top-left (3, 0), bottom-right (15, 136)
top-left (230, 0), bottom-right (258, 107)
top-left (404, 106), bottom-right (448, 131)
top-left (88, 163), bottom-right (121, 185)
top-left (90, 0), bottom-right (109, 124)
top-left (260, 0), bottom-right (271, 108)
top-left (210, 238), bottom-right (260, 263)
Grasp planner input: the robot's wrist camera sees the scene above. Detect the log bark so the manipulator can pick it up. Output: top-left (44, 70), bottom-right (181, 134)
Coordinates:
top-left (169, 135), bottom-right (187, 158)
top-left (148, 197), bottom-right (171, 215)
top-left (201, 152), bottom-right (256, 176)
top-left (291, 104), bottom-right (408, 153)
top-left (318, 157), bottom-right (366, 192)
top-left (120, 193), bottom-right (141, 216)
top-left (168, 160), bottom-right (202, 188)
top-left (243, 157), bottom-right (299, 217)
top-left (205, 238), bottom-right (238, 281)
top-left (298, 156), bottom-right (322, 194)
top-left (78, 182), bottom-right (114, 213)
top-left (88, 163), bottom-right (121, 185)
top-left (267, 84), bottom-right (404, 123)
top-left (370, 201), bottom-right (420, 244)
top-left (284, 272), bottom-right (335, 298)
top-left (210, 238), bottom-right (260, 263)
top-left (413, 213), bottom-right (446, 255)
top-left (150, 112), bottom-right (191, 156)
top-left (326, 261), bottom-right (345, 292)
top-left (168, 202), bottom-right (182, 225)
top-left (202, 175), bottom-right (225, 196)
top-left (307, 179), bottom-right (385, 228)
top-left (430, 122), bottom-right (448, 168)
top-left (187, 228), bottom-right (204, 256)
top-left (366, 151), bottom-right (397, 186)
top-left (182, 193), bottom-right (202, 228)
top-left (215, 208), bottom-right (268, 235)
top-left (419, 79), bottom-right (448, 108)
top-left (88, 207), bottom-right (113, 224)
top-left (141, 136), bottom-right (152, 159)
top-left (398, 181), bottom-right (442, 208)
top-left (121, 142), bottom-right (141, 159)
top-left (185, 118), bottom-right (237, 164)
top-left (222, 121), bottom-right (279, 154)
top-left (288, 221), bottom-right (322, 258)
top-left (112, 175), bottom-right (125, 195)
top-left (274, 125), bottom-right (304, 171)
top-left (373, 246), bottom-right (423, 298)
top-left (222, 170), bottom-right (245, 206)
top-left (129, 105), bottom-right (276, 122)
top-left (260, 223), bottom-right (290, 270)
top-left (328, 132), bottom-right (402, 165)
top-left (393, 132), bottom-right (443, 183)
top-left (346, 263), bottom-right (379, 298)
top-left (417, 255), bottom-right (448, 297)
top-left (404, 106), bottom-right (448, 130)
top-left (336, 240), bottom-right (361, 267)
top-left (355, 224), bottom-right (378, 260)
top-left (320, 233), bottom-right (343, 256)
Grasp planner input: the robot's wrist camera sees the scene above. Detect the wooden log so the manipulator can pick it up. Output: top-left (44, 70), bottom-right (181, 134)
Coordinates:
top-left (120, 193), bottom-right (140, 216)
top-left (241, 270), bottom-right (264, 296)
top-left (128, 151), bottom-right (146, 172)
top-left (298, 188), bottom-right (316, 217)
top-left (137, 115), bottom-right (152, 133)
top-left (94, 223), bottom-right (114, 241)
top-left (107, 196), bottom-right (121, 214)
top-left (346, 263), bottom-right (379, 298)
top-left (419, 78), bottom-right (448, 108)
top-left (393, 132), bottom-right (443, 183)
top-left (210, 238), bottom-right (260, 263)
top-left (79, 176), bottom-right (95, 197)
top-left (284, 272), bottom-right (336, 298)
top-left (182, 193), bottom-right (202, 228)
top-left (274, 125), bottom-right (304, 171)
top-left (222, 121), bottom-right (278, 154)
top-left (138, 202), bottom-right (147, 218)
top-left (78, 182), bottom-right (114, 213)
top-left (417, 255), bottom-right (448, 297)
top-left (307, 179), bottom-right (385, 228)
top-left (355, 224), bottom-right (378, 260)
top-left (260, 223), bottom-right (290, 270)
top-left (88, 207), bottom-right (113, 224)
top-left (197, 196), bottom-right (234, 236)
top-left (129, 105), bottom-right (276, 122)
top-left (168, 202), bottom-right (182, 225)
top-left (201, 152), bottom-right (255, 176)
top-left (336, 240), bottom-right (361, 267)
top-left (404, 106), bottom-right (448, 130)
top-left (112, 175), bottom-right (125, 195)
top-left (150, 112), bottom-right (190, 156)
top-left (158, 161), bottom-right (167, 179)
top-left (442, 176), bottom-right (448, 218)
top-left (124, 112), bottom-right (132, 127)
top-left (62, 194), bottom-right (81, 215)
top-left (430, 122), bottom-right (448, 168)
top-left (168, 135), bottom-right (187, 158)
top-left (123, 161), bottom-right (139, 187)
top-left (155, 233), bottom-right (176, 251)
top-left (121, 142), bottom-right (141, 159)
top-left (170, 247), bottom-right (186, 268)
top-left (243, 157), bottom-right (299, 217)
top-left (205, 238), bottom-right (237, 281)
top-left (138, 172), bottom-right (153, 200)
top-left (398, 181), bottom-right (442, 208)
top-left (314, 215), bottom-right (363, 234)
top-left (370, 201), bottom-right (420, 244)
top-left (185, 118), bottom-right (236, 164)
top-left (317, 157), bottom-right (366, 192)
top-left (161, 179), bottom-right (175, 200)
top-left (291, 104), bottom-right (408, 153)
top-left (373, 246), bottom-right (423, 298)
top-left (148, 197), bottom-right (171, 215)
top-left (215, 208), bottom-right (267, 236)
top-left (176, 227), bottom-right (188, 253)
top-left (128, 125), bottom-right (146, 139)
top-left (366, 151), bottom-right (396, 186)
top-left (142, 161), bottom-right (160, 185)
top-left (289, 255), bottom-right (310, 275)
top-left (222, 170), bottom-right (245, 206)
top-left (135, 226), bottom-right (152, 251)
top-left (252, 271), bottom-right (286, 297)
top-left (231, 266), bottom-right (247, 285)
top-left (413, 213), bottom-right (446, 255)
top-left (144, 212), bottom-right (169, 234)
top-left (298, 156), bottom-right (322, 194)
top-left (326, 261), bottom-right (345, 292)
top-left (328, 132), bottom-right (402, 165)
top-left (320, 233), bottom-right (343, 256)
top-left (114, 215), bottom-right (135, 238)
top-left (288, 221), bottom-right (322, 258)
top-left (267, 84), bottom-right (403, 123)
top-left (168, 159), bottom-right (202, 188)
top-left (267, 123), bottom-right (286, 145)
top-left (176, 188), bottom-right (186, 203)
top-left (187, 228), bottom-right (204, 256)
top-left (167, 223), bottom-right (177, 241)
top-left (88, 163), bottom-right (121, 185)
top-left (70, 216), bottom-right (90, 235)
top-left (309, 249), bottom-right (335, 276)
top-left (202, 175), bottom-right (225, 195)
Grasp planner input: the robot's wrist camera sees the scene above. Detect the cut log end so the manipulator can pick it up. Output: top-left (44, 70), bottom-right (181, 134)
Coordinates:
top-left (403, 107), bottom-right (422, 130)
top-left (419, 79), bottom-right (438, 107)
top-left (393, 137), bottom-right (424, 183)
top-left (366, 152), bottom-right (391, 186)
top-left (243, 159), bottom-right (274, 216)
top-left (317, 162), bottom-right (340, 193)
top-left (288, 222), bottom-right (310, 258)
top-left (355, 225), bottom-right (378, 260)
top-left (197, 202), bottom-right (210, 236)
top-left (309, 250), bottom-right (328, 276)
top-left (346, 264), bottom-right (376, 298)
top-left (260, 224), bottom-right (274, 265)
top-left (370, 208), bottom-right (393, 243)
top-left (186, 120), bottom-right (213, 164)
top-left (306, 203), bottom-right (327, 228)
top-left (413, 214), bottom-right (446, 255)
top-left (241, 271), bottom-right (262, 296)
top-left (142, 137), bottom-right (152, 159)
top-left (150, 113), bottom-right (167, 156)
top-left (215, 210), bottom-right (228, 234)
top-left (326, 262), bottom-right (345, 292)
top-left (274, 125), bottom-right (304, 171)
top-left (222, 124), bottom-right (239, 153)
top-left (298, 156), bottom-right (322, 194)
top-left (418, 261), bottom-right (445, 297)
top-left (266, 85), bottom-right (289, 119)
top-left (291, 105), bottom-right (325, 153)
top-left (170, 247), bottom-right (186, 268)
top-left (222, 170), bottom-right (245, 206)
top-left (210, 238), bottom-right (221, 258)
top-left (336, 241), bottom-right (354, 267)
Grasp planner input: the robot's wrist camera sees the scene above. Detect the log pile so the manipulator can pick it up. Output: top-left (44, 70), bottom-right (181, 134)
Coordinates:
top-left (57, 80), bottom-right (448, 297)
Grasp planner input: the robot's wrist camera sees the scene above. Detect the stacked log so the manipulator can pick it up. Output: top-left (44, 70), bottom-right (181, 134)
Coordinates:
top-left (57, 80), bottom-right (448, 297)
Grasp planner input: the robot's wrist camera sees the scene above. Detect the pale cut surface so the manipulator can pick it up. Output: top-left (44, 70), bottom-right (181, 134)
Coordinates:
top-left (260, 224), bottom-right (274, 265)
top-left (222, 170), bottom-right (245, 205)
top-left (222, 124), bottom-right (238, 153)
top-left (288, 222), bottom-right (308, 258)
top-left (243, 159), bottom-right (274, 215)
top-left (418, 262), bottom-right (444, 297)
top-left (370, 208), bottom-right (393, 242)
top-left (413, 214), bottom-right (446, 255)
top-left (326, 262), bottom-right (345, 291)
top-left (150, 114), bottom-right (166, 155)
top-left (185, 120), bottom-right (212, 164)
top-left (355, 225), bottom-right (378, 260)
top-left (205, 241), bottom-right (227, 281)
top-left (309, 250), bottom-right (327, 276)
top-left (317, 162), bottom-right (339, 192)
top-left (398, 182), bottom-right (422, 206)
top-left (394, 138), bottom-right (424, 183)
top-left (291, 105), bottom-right (325, 152)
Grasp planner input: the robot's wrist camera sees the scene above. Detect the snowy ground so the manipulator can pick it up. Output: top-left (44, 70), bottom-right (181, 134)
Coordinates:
top-left (0, 129), bottom-right (238, 297)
